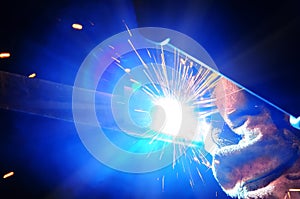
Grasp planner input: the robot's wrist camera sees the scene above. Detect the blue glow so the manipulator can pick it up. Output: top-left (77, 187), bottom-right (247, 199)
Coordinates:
top-left (128, 87), bottom-right (153, 128)
top-left (6, 2), bottom-right (233, 198)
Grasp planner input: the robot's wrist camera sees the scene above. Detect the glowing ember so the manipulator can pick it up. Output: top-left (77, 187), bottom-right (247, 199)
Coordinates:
top-left (28, 73), bottom-right (36, 78)
top-left (72, 23), bottom-right (83, 30)
top-left (0, 52), bottom-right (10, 59)
top-left (3, 171), bottom-right (14, 179)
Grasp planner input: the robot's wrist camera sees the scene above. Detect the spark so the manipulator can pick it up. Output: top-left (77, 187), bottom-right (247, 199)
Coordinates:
top-left (143, 69), bottom-right (161, 95)
top-left (0, 52), bottom-right (10, 59)
top-left (192, 97), bottom-right (216, 105)
top-left (129, 78), bottom-right (140, 84)
top-left (143, 84), bottom-right (159, 98)
top-left (115, 62), bottom-right (127, 73)
top-left (3, 171), bottom-right (14, 179)
top-left (162, 175), bottom-right (165, 192)
top-left (159, 143), bottom-right (167, 160)
top-left (122, 20), bottom-right (132, 37)
top-left (128, 39), bottom-right (148, 69)
top-left (160, 46), bottom-right (171, 96)
top-left (193, 156), bottom-right (200, 163)
top-left (172, 144), bottom-right (176, 169)
top-left (72, 23), bottom-right (83, 30)
top-left (28, 73), bottom-right (36, 78)
top-left (134, 109), bottom-right (148, 113)
top-left (89, 20), bottom-right (95, 26)
top-left (141, 87), bottom-right (156, 99)
top-left (196, 167), bottom-right (204, 183)
top-left (180, 58), bottom-right (187, 65)
top-left (289, 188), bottom-right (300, 192)
top-left (189, 178), bottom-right (194, 188)
top-left (181, 157), bottom-right (186, 173)
top-left (146, 49), bottom-right (152, 58)
top-left (214, 159), bottom-right (220, 165)
top-left (111, 56), bottom-right (121, 63)
top-left (148, 133), bottom-right (161, 145)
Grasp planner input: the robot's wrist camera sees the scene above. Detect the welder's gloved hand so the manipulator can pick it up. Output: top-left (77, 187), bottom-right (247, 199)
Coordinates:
top-left (209, 78), bottom-right (300, 199)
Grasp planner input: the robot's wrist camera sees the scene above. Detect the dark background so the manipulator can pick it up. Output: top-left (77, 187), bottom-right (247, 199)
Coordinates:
top-left (0, 0), bottom-right (299, 198)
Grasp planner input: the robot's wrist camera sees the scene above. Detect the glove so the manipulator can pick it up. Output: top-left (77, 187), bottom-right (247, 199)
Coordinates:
top-left (210, 78), bottom-right (300, 198)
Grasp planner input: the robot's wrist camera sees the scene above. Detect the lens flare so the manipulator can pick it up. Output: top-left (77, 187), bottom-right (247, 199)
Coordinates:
top-left (1, 27), bottom-right (296, 182)
top-left (72, 27), bottom-right (224, 173)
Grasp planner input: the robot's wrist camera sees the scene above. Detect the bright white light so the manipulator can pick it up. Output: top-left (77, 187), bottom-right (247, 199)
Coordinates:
top-left (151, 97), bottom-right (182, 136)
top-left (290, 115), bottom-right (300, 130)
